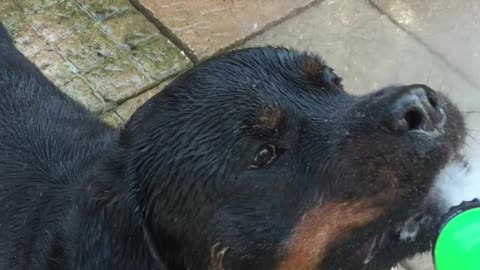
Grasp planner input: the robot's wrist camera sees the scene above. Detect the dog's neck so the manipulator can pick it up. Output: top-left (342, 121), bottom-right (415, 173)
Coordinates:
top-left (105, 155), bottom-right (193, 269)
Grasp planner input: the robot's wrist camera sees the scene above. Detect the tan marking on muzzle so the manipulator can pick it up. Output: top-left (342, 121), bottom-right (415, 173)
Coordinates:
top-left (278, 198), bottom-right (388, 270)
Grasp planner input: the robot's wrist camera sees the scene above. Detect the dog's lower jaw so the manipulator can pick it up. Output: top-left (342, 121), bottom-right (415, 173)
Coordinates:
top-left (392, 151), bottom-right (480, 269)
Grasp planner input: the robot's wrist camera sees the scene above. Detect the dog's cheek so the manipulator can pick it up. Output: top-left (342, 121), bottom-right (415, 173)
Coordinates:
top-left (277, 198), bottom-right (387, 270)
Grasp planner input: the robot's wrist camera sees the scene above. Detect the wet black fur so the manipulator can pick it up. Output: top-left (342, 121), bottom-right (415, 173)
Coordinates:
top-left (0, 22), bottom-right (465, 270)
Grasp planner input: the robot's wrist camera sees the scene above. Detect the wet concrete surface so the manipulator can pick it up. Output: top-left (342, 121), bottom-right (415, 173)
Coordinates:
top-left (132, 0), bottom-right (318, 60)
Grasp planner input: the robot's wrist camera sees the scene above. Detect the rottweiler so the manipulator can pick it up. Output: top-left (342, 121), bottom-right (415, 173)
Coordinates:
top-left (0, 22), bottom-right (465, 270)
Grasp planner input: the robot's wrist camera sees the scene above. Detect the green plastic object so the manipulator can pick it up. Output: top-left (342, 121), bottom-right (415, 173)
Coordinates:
top-left (433, 199), bottom-right (480, 270)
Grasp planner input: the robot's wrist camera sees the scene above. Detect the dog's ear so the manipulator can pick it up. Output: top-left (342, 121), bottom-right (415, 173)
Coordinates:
top-left (299, 55), bottom-right (344, 91)
top-left (322, 66), bottom-right (344, 90)
top-left (0, 22), bottom-right (14, 46)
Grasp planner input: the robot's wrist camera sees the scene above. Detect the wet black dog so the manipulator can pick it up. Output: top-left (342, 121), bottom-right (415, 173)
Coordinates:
top-left (0, 22), bottom-right (465, 270)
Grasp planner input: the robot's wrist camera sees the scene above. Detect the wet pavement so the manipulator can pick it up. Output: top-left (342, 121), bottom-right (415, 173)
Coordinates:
top-left (131, 0), bottom-right (318, 61)
top-left (0, 0), bottom-right (191, 126)
top-left (1, 0), bottom-right (479, 269)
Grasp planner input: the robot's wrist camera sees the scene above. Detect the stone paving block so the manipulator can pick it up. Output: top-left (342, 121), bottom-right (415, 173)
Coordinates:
top-left (0, 0), bottom-right (23, 26)
top-left (85, 58), bottom-right (153, 104)
top-left (99, 11), bottom-right (160, 49)
top-left (5, 21), bottom-right (47, 60)
top-left (2, 0), bottom-right (192, 116)
top-left (77, 0), bottom-right (131, 22)
top-left (55, 28), bottom-right (119, 74)
top-left (132, 0), bottom-right (318, 60)
top-left (4, 19), bottom-right (76, 87)
top-left (15, 0), bottom-right (59, 14)
top-left (128, 38), bottom-right (192, 81)
top-left (245, 0), bottom-right (480, 112)
top-left (62, 77), bottom-right (106, 114)
top-left (30, 48), bottom-right (74, 87)
top-left (30, 1), bottom-right (93, 44)
top-left (371, 0), bottom-right (480, 88)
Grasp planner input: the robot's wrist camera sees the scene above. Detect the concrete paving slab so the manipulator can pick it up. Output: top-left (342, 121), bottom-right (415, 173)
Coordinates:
top-left (132, 0), bottom-right (318, 60)
top-left (370, 0), bottom-right (480, 89)
top-left (245, 0), bottom-right (480, 112)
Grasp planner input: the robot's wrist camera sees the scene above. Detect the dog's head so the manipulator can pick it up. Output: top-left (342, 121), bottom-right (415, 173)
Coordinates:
top-left (121, 47), bottom-right (465, 269)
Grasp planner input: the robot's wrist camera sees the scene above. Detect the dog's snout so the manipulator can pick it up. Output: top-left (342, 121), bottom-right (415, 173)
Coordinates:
top-left (385, 85), bottom-right (442, 133)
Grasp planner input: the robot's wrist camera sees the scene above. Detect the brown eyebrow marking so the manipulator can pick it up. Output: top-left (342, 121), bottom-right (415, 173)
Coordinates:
top-left (278, 196), bottom-right (391, 270)
top-left (254, 106), bottom-right (282, 132)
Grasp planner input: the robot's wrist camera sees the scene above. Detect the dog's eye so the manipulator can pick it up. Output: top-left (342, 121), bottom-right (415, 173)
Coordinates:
top-left (249, 144), bottom-right (277, 169)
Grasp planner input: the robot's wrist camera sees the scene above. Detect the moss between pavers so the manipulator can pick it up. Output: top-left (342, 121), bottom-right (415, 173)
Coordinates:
top-left (3, 0), bottom-right (192, 118)
top-left (128, 38), bottom-right (192, 82)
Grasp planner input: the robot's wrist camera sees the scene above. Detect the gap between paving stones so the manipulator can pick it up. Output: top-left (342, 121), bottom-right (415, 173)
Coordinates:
top-left (55, 36), bottom-right (185, 111)
top-left (216, 0), bottom-right (324, 61)
top-left (129, 0), bottom-right (199, 63)
top-left (4, 0), bottom-right (193, 115)
top-left (100, 68), bottom-right (183, 114)
top-left (73, 1), bottom-right (189, 106)
top-left (367, 0), bottom-right (480, 91)
top-left (129, 0), bottom-right (325, 64)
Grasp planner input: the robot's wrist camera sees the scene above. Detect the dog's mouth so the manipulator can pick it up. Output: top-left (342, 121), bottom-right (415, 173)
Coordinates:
top-left (320, 209), bottom-right (434, 270)
top-left (353, 212), bottom-right (436, 270)
top-left (356, 231), bottom-right (388, 266)
top-left (322, 162), bottom-right (459, 270)
top-left (350, 157), bottom-right (470, 270)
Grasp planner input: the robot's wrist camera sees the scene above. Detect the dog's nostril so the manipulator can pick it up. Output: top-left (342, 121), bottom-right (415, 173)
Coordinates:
top-left (403, 108), bottom-right (424, 130)
top-left (384, 85), bottom-right (441, 133)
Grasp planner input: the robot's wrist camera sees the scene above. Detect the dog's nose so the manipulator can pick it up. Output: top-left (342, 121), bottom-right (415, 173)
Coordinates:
top-left (385, 85), bottom-right (443, 133)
